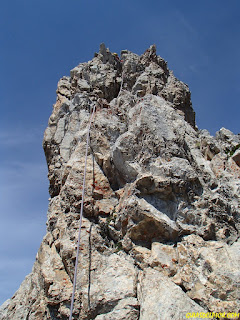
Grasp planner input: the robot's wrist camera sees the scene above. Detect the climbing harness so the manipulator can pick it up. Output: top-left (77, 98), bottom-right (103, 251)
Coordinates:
top-left (69, 104), bottom-right (96, 320)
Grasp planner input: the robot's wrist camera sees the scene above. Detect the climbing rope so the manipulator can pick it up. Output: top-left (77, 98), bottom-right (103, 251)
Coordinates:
top-left (69, 104), bottom-right (96, 320)
top-left (69, 56), bottom-right (144, 319)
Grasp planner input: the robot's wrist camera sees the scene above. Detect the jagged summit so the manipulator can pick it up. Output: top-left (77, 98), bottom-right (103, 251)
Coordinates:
top-left (1, 45), bottom-right (240, 319)
top-left (55, 43), bottom-right (195, 124)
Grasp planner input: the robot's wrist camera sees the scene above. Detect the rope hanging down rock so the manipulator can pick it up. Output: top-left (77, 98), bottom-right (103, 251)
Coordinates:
top-left (69, 104), bottom-right (96, 320)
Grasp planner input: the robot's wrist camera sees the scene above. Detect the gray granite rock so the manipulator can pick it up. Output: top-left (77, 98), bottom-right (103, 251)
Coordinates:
top-left (1, 44), bottom-right (239, 319)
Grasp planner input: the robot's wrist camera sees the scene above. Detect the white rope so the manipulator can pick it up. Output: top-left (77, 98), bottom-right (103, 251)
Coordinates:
top-left (69, 104), bottom-right (96, 320)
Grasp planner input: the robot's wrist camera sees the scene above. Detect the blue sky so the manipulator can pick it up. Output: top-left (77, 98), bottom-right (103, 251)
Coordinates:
top-left (0, 0), bottom-right (239, 305)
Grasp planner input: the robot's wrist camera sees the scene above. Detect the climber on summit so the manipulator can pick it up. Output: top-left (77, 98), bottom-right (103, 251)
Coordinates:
top-left (113, 52), bottom-right (120, 62)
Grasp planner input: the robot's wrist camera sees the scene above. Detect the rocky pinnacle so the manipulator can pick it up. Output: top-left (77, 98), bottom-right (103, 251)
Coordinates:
top-left (1, 44), bottom-right (240, 320)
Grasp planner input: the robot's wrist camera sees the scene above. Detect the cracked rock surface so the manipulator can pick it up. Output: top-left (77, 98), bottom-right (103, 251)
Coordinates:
top-left (1, 44), bottom-right (240, 320)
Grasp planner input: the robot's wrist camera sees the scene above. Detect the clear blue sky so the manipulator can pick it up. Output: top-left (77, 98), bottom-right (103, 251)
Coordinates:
top-left (0, 0), bottom-right (239, 305)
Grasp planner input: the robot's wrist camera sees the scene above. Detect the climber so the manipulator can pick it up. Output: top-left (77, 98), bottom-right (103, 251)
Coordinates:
top-left (113, 52), bottom-right (120, 62)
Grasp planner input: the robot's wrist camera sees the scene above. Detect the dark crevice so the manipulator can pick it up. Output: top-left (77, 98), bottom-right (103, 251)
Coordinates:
top-left (62, 258), bottom-right (72, 283)
top-left (175, 283), bottom-right (210, 311)
top-left (47, 304), bottom-right (65, 320)
top-left (53, 241), bottom-right (73, 283)
top-left (26, 310), bottom-right (31, 320)
top-left (86, 299), bottom-right (120, 320)
top-left (191, 298), bottom-right (209, 311)
top-left (179, 284), bottom-right (187, 293)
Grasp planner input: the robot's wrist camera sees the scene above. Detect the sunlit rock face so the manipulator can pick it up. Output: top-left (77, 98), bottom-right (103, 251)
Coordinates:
top-left (1, 44), bottom-right (239, 320)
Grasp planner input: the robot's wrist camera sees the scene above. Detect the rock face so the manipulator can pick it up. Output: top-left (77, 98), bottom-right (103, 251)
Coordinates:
top-left (1, 44), bottom-right (240, 320)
